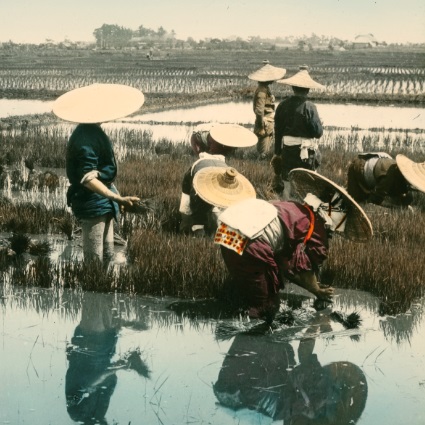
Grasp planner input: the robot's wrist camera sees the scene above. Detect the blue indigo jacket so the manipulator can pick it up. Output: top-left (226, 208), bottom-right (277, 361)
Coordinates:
top-left (66, 124), bottom-right (119, 219)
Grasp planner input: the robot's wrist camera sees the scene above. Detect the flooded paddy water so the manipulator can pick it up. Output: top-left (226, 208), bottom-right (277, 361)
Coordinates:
top-left (1, 284), bottom-right (425, 424)
top-left (1, 99), bottom-right (425, 424)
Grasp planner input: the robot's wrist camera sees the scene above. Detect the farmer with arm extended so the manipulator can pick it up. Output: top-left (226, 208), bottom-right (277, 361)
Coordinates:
top-left (53, 84), bottom-right (143, 265)
top-left (272, 66), bottom-right (325, 198)
top-left (194, 168), bottom-right (373, 321)
top-left (347, 152), bottom-right (423, 208)
top-left (248, 60), bottom-right (286, 159)
top-left (179, 123), bottom-right (256, 237)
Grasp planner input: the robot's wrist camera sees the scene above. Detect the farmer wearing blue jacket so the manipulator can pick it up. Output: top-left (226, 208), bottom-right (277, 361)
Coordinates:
top-left (53, 84), bottom-right (144, 265)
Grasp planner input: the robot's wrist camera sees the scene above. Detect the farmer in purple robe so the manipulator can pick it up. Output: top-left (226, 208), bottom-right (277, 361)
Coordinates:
top-left (195, 168), bottom-right (373, 320)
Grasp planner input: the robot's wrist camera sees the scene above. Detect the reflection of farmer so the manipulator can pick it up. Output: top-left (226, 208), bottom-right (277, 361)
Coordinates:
top-left (248, 60), bottom-right (286, 159)
top-left (273, 66), bottom-right (325, 198)
top-left (179, 123), bottom-right (256, 237)
top-left (214, 316), bottom-right (368, 424)
top-left (195, 168), bottom-right (373, 320)
top-left (65, 293), bottom-right (150, 424)
top-left (53, 84), bottom-right (143, 266)
top-left (347, 153), bottom-right (425, 208)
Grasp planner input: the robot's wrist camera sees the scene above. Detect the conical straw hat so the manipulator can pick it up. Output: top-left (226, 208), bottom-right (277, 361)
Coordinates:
top-left (193, 167), bottom-right (256, 209)
top-left (248, 60), bottom-right (286, 82)
top-left (396, 154), bottom-right (425, 193)
top-left (277, 65), bottom-right (325, 90)
top-left (289, 168), bottom-right (373, 242)
top-left (209, 123), bottom-right (257, 148)
top-left (52, 83), bottom-right (145, 123)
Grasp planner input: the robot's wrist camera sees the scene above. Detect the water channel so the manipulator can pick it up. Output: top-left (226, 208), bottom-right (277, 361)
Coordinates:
top-left (1, 99), bottom-right (425, 424)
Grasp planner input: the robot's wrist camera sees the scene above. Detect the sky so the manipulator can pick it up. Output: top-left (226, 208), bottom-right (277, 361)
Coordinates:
top-left (1, 0), bottom-right (424, 44)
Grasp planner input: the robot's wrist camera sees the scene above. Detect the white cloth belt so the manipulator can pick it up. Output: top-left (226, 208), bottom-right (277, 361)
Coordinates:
top-left (179, 193), bottom-right (192, 215)
top-left (283, 136), bottom-right (318, 161)
top-left (363, 157), bottom-right (379, 189)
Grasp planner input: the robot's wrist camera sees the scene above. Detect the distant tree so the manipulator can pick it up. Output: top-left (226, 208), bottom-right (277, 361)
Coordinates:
top-left (138, 25), bottom-right (155, 37)
top-left (186, 37), bottom-right (197, 48)
top-left (93, 24), bottom-right (133, 49)
top-left (157, 26), bottom-right (167, 38)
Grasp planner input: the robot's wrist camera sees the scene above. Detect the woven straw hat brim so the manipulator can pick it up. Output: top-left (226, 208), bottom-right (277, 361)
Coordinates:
top-left (209, 124), bottom-right (257, 148)
top-left (277, 70), bottom-right (325, 90)
top-left (52, 83), bottom-right (145, 123)
top-left (396, 154), bottom-right (425, 193)
top-left (193, 167), bottom-right (256, 209)
top-left (289, 169), bottom-right (373, 242)
top-left (248, 64), bottom-right (286, 82)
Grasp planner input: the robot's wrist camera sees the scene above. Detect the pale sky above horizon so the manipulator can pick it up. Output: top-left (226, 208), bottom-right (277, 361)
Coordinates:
top-left (1, 0), bottom-right (424, 44)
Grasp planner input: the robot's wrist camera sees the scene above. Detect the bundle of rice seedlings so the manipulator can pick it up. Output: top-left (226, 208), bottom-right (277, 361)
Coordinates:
top-left (114, 348), bottom-right (151, 379)
top-left (215, 319), bottom-right (272, 341)
top-left (330, 311), bottom-right (362, 329)
top-left (8, 233), bottom-right (31, 255)
top-left (29, 240), bottom-right (51, 256)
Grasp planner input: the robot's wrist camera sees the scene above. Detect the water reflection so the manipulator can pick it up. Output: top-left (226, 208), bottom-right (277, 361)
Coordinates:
top-left (1, 284), bottom-right (425, 424)
top-left (125, 101), bottom-right (425, 131)
top-left (65, 292), bottom-right (150, 424)
top-left (214, 312), bottom-right (368, 424)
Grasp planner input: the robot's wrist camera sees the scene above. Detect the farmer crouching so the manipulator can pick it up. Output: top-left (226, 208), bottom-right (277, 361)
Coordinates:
top-left (195, 168), bottom-right (373, 321)
top-left (179, 123), bottom-right (256, 237)
top-left (347, 152), bottom-right (425, 209)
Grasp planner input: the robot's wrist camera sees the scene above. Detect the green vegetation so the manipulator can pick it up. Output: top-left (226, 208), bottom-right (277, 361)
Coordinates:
top-left (0, 49), bottom-right (424, 315)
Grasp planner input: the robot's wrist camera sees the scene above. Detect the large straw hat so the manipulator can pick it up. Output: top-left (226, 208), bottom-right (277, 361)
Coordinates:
top-left (277, 65), bottom-right (325, 90)
top-left (248, 60), bottom-right (286, 82)
top-left (193, 167), bottom-right (256, 209)
top-left (209, 123), bottom-right (257, 148)
top-left (52, 83), bottom-right (145, 123)
top-left (289, 168), bottom-right (373, 242)
top-left (396, 154), bottom-right (425, 193)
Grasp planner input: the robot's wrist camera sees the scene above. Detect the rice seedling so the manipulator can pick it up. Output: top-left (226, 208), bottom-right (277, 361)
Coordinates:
top-left (28, 240), bottom-right (51, 256)
top-left (8, 233), bottom-right (31, 255)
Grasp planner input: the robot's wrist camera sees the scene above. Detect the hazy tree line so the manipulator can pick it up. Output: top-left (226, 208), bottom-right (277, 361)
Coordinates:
top-left (1, 23), bottom-right (419, 51)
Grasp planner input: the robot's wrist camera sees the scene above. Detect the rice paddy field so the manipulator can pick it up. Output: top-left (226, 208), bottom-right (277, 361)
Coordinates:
top-left (1, 47), bottom-right (425, 424)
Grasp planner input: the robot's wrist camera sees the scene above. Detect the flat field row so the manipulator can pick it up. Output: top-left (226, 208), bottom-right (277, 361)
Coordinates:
top-left (0, 48), bottom-right (424, 107)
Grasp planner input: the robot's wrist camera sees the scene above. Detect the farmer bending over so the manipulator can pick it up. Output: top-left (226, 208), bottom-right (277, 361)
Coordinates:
top-left (179, 123), bottom-right (256, 237)
top-left (195, 167), bottom-right (373, 320)
top-left (347, 153), bottom-right (425, 209)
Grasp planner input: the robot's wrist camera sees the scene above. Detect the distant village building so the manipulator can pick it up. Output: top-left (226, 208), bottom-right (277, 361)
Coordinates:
top-left (353, 34), bottom-right (379, 49)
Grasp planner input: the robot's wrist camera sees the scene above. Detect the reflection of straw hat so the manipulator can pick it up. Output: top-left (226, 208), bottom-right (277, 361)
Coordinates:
top-left (209, 123), bottom-right (257, 148)
top-left (396, 154), bottom-right (425, 193)
top-left (320, 362), bottom-right (368, 424)
top-left (289, 168), bottom-right (373, 242)
top-left (277, 65), bottom-right (325, 90)
top-left (52, 83), bottom-right (145, 123)
top-left (193, 167), bottom-right (256, 209)
top-left (248, 60), bottom-right (286, 82)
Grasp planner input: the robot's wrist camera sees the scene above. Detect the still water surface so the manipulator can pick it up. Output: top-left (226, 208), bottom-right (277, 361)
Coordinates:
top-left (1, 99), bottom-right (425, 424)
top-left (1, 280), bottom-right (425, 425)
